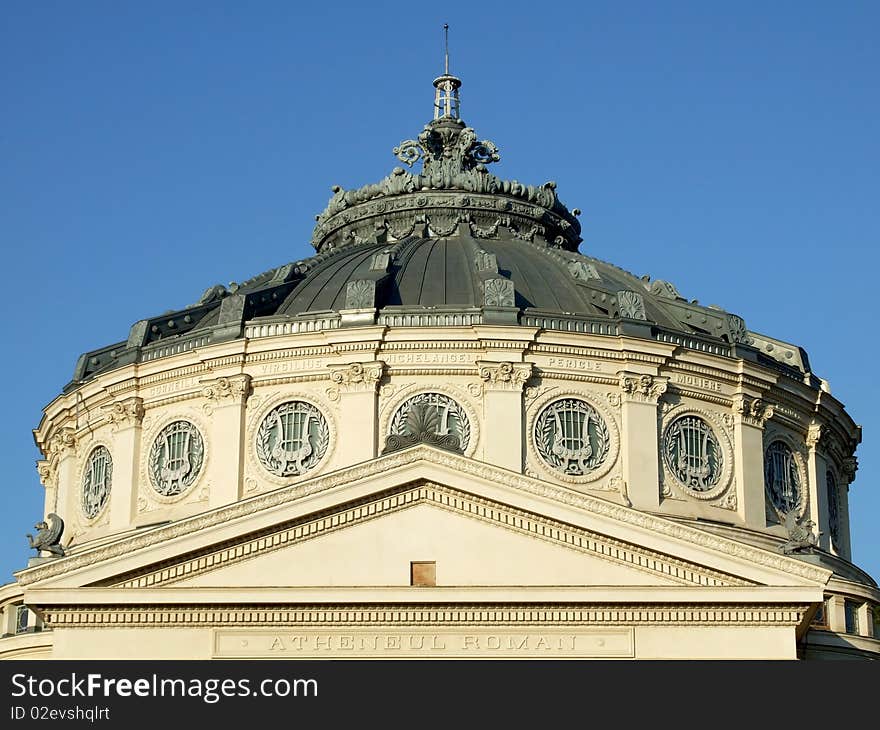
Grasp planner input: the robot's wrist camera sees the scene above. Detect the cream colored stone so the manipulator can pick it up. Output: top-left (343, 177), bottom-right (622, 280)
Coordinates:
top-left (3, 324), bottom-right (872, 661)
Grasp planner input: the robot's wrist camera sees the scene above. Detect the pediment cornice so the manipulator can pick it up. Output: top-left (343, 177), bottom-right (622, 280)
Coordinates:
top-left (15, 445), bottom-right (832, 588)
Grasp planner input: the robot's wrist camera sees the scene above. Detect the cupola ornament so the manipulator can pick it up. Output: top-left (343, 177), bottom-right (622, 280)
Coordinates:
top-left (310, 26), bottom-right (581, 253)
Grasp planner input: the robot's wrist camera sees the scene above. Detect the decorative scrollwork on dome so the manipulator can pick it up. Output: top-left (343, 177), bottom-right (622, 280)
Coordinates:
top-left (393, 140), bottom-right (423, 167)
top-left (482, 278), bottom-right (515, 307)
top-left (344, 279), bottom-right (376, 309)
top-left (470, 140), bottom-right (501, 166)
top-left (413, 121), bottom-right (501, 174)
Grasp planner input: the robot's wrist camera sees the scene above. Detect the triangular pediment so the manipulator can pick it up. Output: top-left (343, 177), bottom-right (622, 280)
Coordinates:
top-left (17, 445), bottom-right (832, 595)
top-left (120, 488), bottom-right (736, 590)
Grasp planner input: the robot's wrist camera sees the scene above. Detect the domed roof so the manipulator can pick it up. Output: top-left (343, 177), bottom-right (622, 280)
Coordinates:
top-left (66, 79), bottom-right (813, 389)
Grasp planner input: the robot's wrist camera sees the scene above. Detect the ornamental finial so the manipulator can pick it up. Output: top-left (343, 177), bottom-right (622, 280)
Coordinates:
top-left (433, 24), bottom-right (461, 120)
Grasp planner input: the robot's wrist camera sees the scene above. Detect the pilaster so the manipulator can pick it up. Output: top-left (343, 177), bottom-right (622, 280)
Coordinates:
top-left (838, 456), bottom-right (857, 560)
top-left (102, 397), bottom-right (145, 530)
top-left (478, 361), bottom-right (532, 471)
top-left (731, 394), bottom-right (774, 529)
top-left (618, 373), bottom-right (667, 511)
top-left (327, 362), bottom-right (384, 466)
top-left (858, 603), bottom-right (874, 638)
top-left (805, 422), bottom-right (830, 551)
top-left (200, 375), bottom-right (251, 509)
top-left (827, 594), bottom-right (846, 633)
top-left (48, 427), bottom-right (77, 527)
top-left (35, 460), bottom-right (56, 519)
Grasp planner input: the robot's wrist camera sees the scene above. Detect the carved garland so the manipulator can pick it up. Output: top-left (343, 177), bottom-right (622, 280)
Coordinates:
top-left (138, 409), bottom-right (211, 507)
top-left (255, 401), bottom-right (330, 478)
top-left (762, 428), bottom-right (809, 521)
top-left (526, 389), bottom-right (620, 485)
top-left (658, 404), bottom-right (735, 508)
top-left (77, 441), bottom-right (114, 524)
top-left (246, 390), bottom-right (337, 488)
top-left (148, 421), bottom-right (205, 497)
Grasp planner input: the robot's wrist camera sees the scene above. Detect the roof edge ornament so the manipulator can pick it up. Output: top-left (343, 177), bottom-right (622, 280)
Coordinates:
top-left (392, 118), bottom-right (501, 176)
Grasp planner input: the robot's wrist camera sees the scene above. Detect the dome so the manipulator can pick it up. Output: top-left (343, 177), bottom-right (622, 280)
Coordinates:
top-left (16, 64), bottom-right (875, 662)
top-left (67, 115), bottom-right (802, 390)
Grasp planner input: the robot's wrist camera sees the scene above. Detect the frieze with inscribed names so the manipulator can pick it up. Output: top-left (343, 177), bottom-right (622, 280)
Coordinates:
top-left (672, 373), bottom-right (722, 393)
top-left (259, 359), bottom-right (328, 375)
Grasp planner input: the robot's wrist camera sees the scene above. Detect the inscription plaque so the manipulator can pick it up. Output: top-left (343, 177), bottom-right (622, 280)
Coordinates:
top-left (214, 628), bottom-right (634, 658)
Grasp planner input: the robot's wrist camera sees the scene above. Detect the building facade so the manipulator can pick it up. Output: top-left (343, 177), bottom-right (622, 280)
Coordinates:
top-left (2, 71), bottom-right (878, 660)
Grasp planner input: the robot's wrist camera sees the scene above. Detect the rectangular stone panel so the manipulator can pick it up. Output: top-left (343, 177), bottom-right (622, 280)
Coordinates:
top-left (214, 627), bottom-right (634, 658)
top-left (411, 561), bottom-right (436, 586)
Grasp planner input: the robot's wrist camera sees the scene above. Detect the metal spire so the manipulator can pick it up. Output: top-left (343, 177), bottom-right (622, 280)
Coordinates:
top-left (433, 23), bottom-right (461, 120)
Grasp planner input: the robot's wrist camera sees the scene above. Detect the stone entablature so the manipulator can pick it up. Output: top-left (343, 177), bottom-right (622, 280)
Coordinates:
top-left (32, 325), bottom-right (861, 566)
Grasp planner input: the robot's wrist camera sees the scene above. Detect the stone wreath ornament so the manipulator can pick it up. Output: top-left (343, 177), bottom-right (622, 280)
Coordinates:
top-left (256, 401), bottom-right (330, 477)
top-left (535, 398), bottom-right (610, 476)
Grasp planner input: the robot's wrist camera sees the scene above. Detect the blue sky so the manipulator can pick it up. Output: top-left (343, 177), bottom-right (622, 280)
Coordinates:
top-left (2, 1), bottom-right (878, 584)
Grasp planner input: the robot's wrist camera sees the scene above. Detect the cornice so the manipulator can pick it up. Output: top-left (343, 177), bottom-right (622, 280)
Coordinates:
top-left (139, 362), bottom-right (213, 385)
top-left (38, 323), bottom-right (853, 445)
top-left (15, 445), bottom-right (831, 587)
top-left (532, 368), bottom-right (618, 387)
top-left (105, 482), bottom-right (746, 590)
top-left (665, 360), bottom-right (739, 384)
top-left (381, 340), bottom-right (483, 350)
top-left (665, 386), bottom-right (731, 409)
top-left (530, 343), bottom-right (627, 360)
top-left (38, 602), bottom-right (811, 630)
top-left (386, 367), bottom-right (479, 377)
top-left (246, 346), bottom-right (336, 363)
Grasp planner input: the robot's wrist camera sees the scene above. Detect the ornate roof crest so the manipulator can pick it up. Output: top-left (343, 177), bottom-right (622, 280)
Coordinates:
top-left (394, 119), bottom-right (500, 178)
top-left (310, 37), bottom-right (581, 253)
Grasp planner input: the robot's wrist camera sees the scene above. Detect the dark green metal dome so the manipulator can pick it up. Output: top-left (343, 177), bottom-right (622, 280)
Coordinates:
top-left (67, 113), bottom-right (808, 390)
